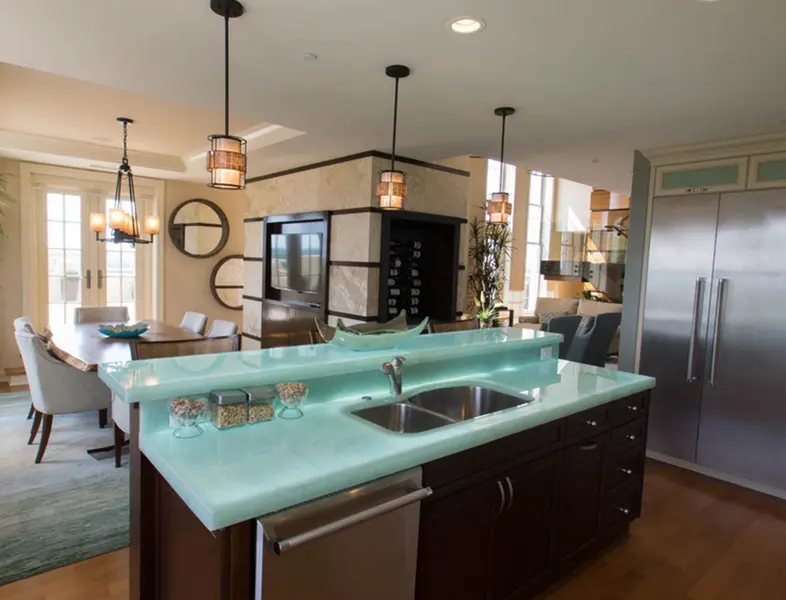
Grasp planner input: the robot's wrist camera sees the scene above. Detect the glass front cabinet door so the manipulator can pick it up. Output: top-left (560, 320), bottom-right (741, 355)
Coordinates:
top-left (654, 157), bottom-right (748, 196)
top-left (748, 153), bottom-right (786, 190)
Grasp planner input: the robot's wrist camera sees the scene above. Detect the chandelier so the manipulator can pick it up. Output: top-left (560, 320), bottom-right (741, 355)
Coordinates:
top-left (488, 107), bottom-right (515, 225)
top-left (89, 118), bottom-right (159, 245)
top-left (377, 65), bottom-right (411, 210)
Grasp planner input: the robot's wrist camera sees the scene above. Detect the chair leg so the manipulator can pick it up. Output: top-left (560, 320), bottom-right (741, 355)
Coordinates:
top-left (114, 424), bottom-right (125, 468)
top-left (98, 408), bottom-right (108, 429)
top-left (35, 414), bottom-right (53, 464)
top-left (27, 403), bottom-right (35, 420)
top-left (28, 410), bottom-right (42, 445)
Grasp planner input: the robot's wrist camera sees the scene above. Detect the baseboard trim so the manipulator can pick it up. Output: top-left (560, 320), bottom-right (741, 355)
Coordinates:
top-left (646, 450), bottom-right (786, 501)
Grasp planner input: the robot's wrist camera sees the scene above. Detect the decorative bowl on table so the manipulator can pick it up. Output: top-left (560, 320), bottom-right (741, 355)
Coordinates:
top-left (329, 316), bottom-right (430, 351)
top-left (97, 322), bottom-right (150, 338)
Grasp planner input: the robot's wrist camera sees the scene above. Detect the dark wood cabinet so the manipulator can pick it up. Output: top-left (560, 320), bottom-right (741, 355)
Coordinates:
top-left (552, 434), bottom-right (608, 564)
top-left (418, 392), bottom-right (650, 600)
top-left (416, 480), bottom-right (496, 600)
top-left (489, 455), bottom-right (558, 600)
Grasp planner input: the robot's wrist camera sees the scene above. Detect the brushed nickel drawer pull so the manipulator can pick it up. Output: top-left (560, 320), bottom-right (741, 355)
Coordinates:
top-left (580, 442), bottom-right (599, 451)
top-left (504, 476), bottom-right (514, 510)
top-left (493, 480), bottom-right (506, 517)
top-left (585, 420), bottom-right (598, 427)
top-left (620, 468), bottom-right (633, 475)
top-left (626, 434), bottom-right (637, 441)
top-left (626, 405), bottom-right (639, 412)
top-left (617, 507), bottom-right (631, 515)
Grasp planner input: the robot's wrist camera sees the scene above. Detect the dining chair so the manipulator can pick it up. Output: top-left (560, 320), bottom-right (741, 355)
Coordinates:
top-left (74, 306), bottom-right (130, 324)
top-left (112, 335), bottom-right (240, 467)
top-left (427, 318), bottom-right (480, 334)
top-left (180, 312), bottom-right (208, 335)
top-left (14, 331), bottom-right (112, 464)
top-left (14, 317), bottom-right (49, 420)
top-left (565, 313), bottom-right (623, 367)
top-left (206, 319), bottom-right (239, 338)
top-left (540, 315), bottom-right (583, 359)
top-left (309, 328), bottom-right (326, 345)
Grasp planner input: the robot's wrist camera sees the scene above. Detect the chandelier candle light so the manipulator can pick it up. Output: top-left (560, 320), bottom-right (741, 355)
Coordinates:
top-left (207, 0), bottom-right (247, 190)
top-left (89, 118), bottom-right (159, 245)
top-left (488, 107), bottom-right (515, 225)
top-left (377, 65), bottom-right (411, 210)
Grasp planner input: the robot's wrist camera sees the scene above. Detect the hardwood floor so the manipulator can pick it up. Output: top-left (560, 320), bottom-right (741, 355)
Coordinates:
top-left (1, 460), bottom-right (785, 600)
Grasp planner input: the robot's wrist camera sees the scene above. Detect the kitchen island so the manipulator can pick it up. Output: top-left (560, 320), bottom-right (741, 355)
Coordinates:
top-left (100, 328), bottom-right (655, 600)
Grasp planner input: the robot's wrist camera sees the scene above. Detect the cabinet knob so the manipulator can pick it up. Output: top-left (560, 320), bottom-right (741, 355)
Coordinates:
top-left (619, 468), bottom-right (633, 476)
top-left (626, 434), bottom-right (637, 441)
top-left (585, 420), bottom-right (598, 427)
top-left (616, 507), bottom-right (631, 515)
top-left (626, 405), bottom-right (639, 412)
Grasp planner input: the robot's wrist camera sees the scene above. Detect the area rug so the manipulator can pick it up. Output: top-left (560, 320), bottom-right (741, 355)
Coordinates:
top-left (0, 392), bottom-right (129, 586)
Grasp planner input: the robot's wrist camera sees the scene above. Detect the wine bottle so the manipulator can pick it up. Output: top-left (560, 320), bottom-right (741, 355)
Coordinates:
top-left (390, 288), bottom-right (401, 296)
top-left (412, 279), bottom-right (422, 287)
top-left (412, 241), bottom-right (422, 249)
top-left (387, 278), bottom-right (396, 286)
top-left (409, 297), bottom-right (419, 306)
top-left (410, 288), bottom-right (420, 297)
top-left (410, 269), bottom-right (419, 277)
top-left (388, 307), bottom-right (398, 315)
top-left (389, 268), bottom-right (399, 277)
top-left (390, 258), bottom-right (402, 268)
top-left (411, 307), bottom-right (420, 315)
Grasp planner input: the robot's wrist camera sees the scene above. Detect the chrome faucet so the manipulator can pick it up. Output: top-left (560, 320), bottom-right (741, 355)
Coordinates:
top-left (381, 356), bottom-right (406, 399)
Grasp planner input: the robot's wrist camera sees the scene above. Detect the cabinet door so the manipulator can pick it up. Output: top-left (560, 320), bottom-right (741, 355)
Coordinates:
top-left (489, 455), bottom-right (558, 600)
top-left (416, 481), bottom-right (496, 600)
top-left (654, 157), bottom-right (748, 196)
top-left (552, 435), bottom-right (607, 563)
top-left (748, 153), bottom-right (786, 189)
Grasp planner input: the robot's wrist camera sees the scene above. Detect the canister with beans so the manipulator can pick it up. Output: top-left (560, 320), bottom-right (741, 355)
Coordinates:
top-left (208, 389), bottom-right (248, 429)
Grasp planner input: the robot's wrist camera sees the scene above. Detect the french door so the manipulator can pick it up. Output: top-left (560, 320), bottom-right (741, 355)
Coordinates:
top-left (42, 189), bottom-right (150, 327)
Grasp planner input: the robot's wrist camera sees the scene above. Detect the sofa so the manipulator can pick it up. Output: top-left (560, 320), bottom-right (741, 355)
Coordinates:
top-left (515, 297), bottom-right (623, 355)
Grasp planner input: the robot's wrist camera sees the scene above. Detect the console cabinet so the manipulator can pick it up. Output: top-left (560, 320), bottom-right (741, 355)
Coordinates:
top-left (416, 391), bottom-right (650, 600)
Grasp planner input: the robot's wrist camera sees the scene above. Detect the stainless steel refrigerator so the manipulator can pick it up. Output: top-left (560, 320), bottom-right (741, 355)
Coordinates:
top-left (641, 189), bottom-right (786, 492)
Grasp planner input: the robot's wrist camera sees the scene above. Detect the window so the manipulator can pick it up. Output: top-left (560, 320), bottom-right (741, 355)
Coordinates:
top-left (46, 193), bottom-right (83, 325)
top-left (522, 172), bottom-right (554, 314)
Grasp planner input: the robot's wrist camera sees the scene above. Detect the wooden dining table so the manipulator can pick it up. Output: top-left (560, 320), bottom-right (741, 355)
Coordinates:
top-left (46, 320), bottom-right (204, 372)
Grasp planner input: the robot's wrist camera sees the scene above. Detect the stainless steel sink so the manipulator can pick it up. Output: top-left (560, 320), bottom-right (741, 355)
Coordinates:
top-left (352, 403), bottom-right (453, 433)
top-left (408, 386), bottom-right (534, 421)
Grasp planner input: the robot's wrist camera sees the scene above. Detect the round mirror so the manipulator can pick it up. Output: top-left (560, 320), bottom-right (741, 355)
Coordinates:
top-left (211, 254), bottom-right (244, 310)
top-left (169, 198), bottom-right (229, 258)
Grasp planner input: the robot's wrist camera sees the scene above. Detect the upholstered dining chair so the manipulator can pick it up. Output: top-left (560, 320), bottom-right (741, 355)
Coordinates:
top-left (540, 315), bottom-right (583, 360)
top-left (180, 312), bottom-right (208, 335)
top-left (14, 331), bottom-right (111, 463)
top-left (14, 317), bottom-right (38, 420)
top-left (110, 335), bottom-right (240, 467)
top-left (206, 319), bottom-right (239, 338)
top-left (74, 306), bottom-right (130, 324)
top-left (427, 318), bottom-right (480, 334)
top-left (565, 313), bottom-right (623, 367)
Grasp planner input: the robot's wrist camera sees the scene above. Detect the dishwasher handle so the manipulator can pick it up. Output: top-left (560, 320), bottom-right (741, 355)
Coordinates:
top-left (270, 486), bottom-right (432, 555)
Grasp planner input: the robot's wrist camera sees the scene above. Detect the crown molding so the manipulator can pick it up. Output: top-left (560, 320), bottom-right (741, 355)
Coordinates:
top-left (642, 131), bottom-right (786, 166)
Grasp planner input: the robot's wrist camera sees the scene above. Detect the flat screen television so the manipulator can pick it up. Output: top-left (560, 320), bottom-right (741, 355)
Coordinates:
top-left (270, 233), bottom-right (323, 294)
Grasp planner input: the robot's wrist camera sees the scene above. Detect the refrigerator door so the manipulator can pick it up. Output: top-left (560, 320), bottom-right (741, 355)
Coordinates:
top-left (640, 194), bottom-right (719, 461)
top-left (698, 190), bottom-right (786, 489)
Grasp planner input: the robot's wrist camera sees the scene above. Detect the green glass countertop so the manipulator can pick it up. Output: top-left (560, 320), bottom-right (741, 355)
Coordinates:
top-left (99, 328), bottom-right (560, 403)
top-left (137, 354), bottom-right (655, 531)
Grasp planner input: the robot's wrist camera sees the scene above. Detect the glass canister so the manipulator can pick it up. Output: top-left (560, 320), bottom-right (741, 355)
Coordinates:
top-left (169, 396), bottom-right (208, 438)
top-left (275, 382), bottom-right (308, 420)
top-left (208, 389), bottom-right (248, 430)
top-left (241, 385), bottom-right (276, 425)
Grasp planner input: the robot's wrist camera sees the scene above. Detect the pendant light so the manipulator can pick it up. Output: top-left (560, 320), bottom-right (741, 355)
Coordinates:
top-left (207, 0), bottom-right (247, 190)
top-left (89, 118), bottom-right (159, 245)
top-left (377, 65), bottom-right (411, 210)
top-left (488, 107), bottom-right (515, 225)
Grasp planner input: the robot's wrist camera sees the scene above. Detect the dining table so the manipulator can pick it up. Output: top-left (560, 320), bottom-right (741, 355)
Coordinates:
top-left (46, 320), bottom-right (204, 372)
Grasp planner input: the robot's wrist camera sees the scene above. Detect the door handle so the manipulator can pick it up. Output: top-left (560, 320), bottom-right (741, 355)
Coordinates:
top-left (708, 278), bottom-right (727, 386)
top-left (97, 269), bottom-right (104, 290)
top-left (504, 476), bottom-right (514, 510)
top-left (85, 269), bottom-right (92, 290)
top-left (686, 277), bottom-right (705, 383)
top-left (580, 442), bottom-right (599, 451)
top-left (493, 480), bottom-right (507, 517)
top-left (268, 487), bottom-right (432, 554)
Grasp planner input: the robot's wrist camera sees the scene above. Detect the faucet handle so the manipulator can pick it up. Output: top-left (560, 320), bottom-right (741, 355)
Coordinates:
top-left (392, 356), bottom-right (406, 366)
top-left (381, 362), bottom-right (394, 374)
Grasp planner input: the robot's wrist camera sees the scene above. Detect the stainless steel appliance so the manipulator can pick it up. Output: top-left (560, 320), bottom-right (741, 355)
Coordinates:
top-left (256, 468), bottom-right (431, 600)
top-left (641, 190), bottom-right (786, 491)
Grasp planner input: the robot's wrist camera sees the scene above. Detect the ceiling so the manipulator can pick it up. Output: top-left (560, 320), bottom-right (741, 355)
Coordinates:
top-left (1, 0), bottom-right (786, 191)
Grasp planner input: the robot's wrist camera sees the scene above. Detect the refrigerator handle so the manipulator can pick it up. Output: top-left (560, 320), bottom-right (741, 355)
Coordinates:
top-left (708, 278), bottom-right (727, 386)
top-left (686, 277), bottom-right (705, 383)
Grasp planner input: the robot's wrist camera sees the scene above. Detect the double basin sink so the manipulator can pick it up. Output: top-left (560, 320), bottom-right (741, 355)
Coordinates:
top-left (352, 386), bottom-right (534, 434)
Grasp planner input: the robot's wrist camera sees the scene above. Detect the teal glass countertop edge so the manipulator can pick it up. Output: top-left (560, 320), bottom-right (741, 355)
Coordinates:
top-left (99, 328), bottom-right (561, 404)
top-left (138, 358), bottom-right (655, 531)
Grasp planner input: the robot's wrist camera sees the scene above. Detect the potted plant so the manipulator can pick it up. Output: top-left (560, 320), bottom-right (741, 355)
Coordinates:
top-left (468, 216), bottom-right (512, 326)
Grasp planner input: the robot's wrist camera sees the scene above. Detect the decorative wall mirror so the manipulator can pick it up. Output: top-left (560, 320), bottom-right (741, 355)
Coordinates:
top-left (211, 254), bottom-right (244, 310)
top-left (169, 198), bottom-right (229, 258)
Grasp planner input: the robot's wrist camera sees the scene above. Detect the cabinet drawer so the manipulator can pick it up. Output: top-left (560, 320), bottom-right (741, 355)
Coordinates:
top-left (566, 405), bottom-right (610, 444)
top-left (610, 417), bottom-right (647, 450)
top-left (601, 477), bottom-right (642, 530)
top-left (609, 392), bottom-right (649, 426)
top-left (605, 443), bottom-right (645, 491)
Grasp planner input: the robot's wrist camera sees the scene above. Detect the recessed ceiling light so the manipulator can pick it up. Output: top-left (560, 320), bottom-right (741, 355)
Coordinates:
top-left (449, 17), bottom-right (486, 34)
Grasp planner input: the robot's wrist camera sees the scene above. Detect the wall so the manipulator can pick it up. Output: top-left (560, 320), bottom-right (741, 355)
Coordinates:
top-left (162, 180), bottom-right (246, 328)
top-left (0, 158), bottom-right (23, 374)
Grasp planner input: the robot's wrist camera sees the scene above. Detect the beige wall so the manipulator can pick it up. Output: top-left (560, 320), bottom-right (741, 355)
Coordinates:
top-left (162, 180), bottom-right (246, 327)
top-left (0, 158), bottom-right (23, 373)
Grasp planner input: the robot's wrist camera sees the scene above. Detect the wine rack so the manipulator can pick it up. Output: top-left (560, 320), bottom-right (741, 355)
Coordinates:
top-left (385, 240), bottom-right (424, 320)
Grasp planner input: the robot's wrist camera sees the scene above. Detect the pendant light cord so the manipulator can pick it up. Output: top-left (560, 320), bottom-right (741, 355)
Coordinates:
top-left (391, 76), bottom-right (400, 172)
top-left (224, 8), bottom-right (230, 135)
top-left (499, 112), bottom-right (507, 192)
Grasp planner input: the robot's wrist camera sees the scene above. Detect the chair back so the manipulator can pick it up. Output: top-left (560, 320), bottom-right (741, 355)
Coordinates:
top-left (180, 311), bottom-right (208, 335)
top-left (565, 313), bottom-right (622, 367)
top-left (540, 315), bottom-right (583, 359)
top-left (75, 306), bottom-right (130, 324)
top-left (206, 319), bottom-right (239, 338)
top-left (427, 318), bottom-right (480, 334)
top-left (309, 329), bottom-right (326, 344)
top-left (14, 316), bottom-right (34, 333)
top-left (130, 334), bottom-right (240, 360)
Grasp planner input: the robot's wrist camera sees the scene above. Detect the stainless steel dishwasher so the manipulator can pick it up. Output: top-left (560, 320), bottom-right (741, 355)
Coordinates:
top-left (255, 468), bottom-right (431, 600)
